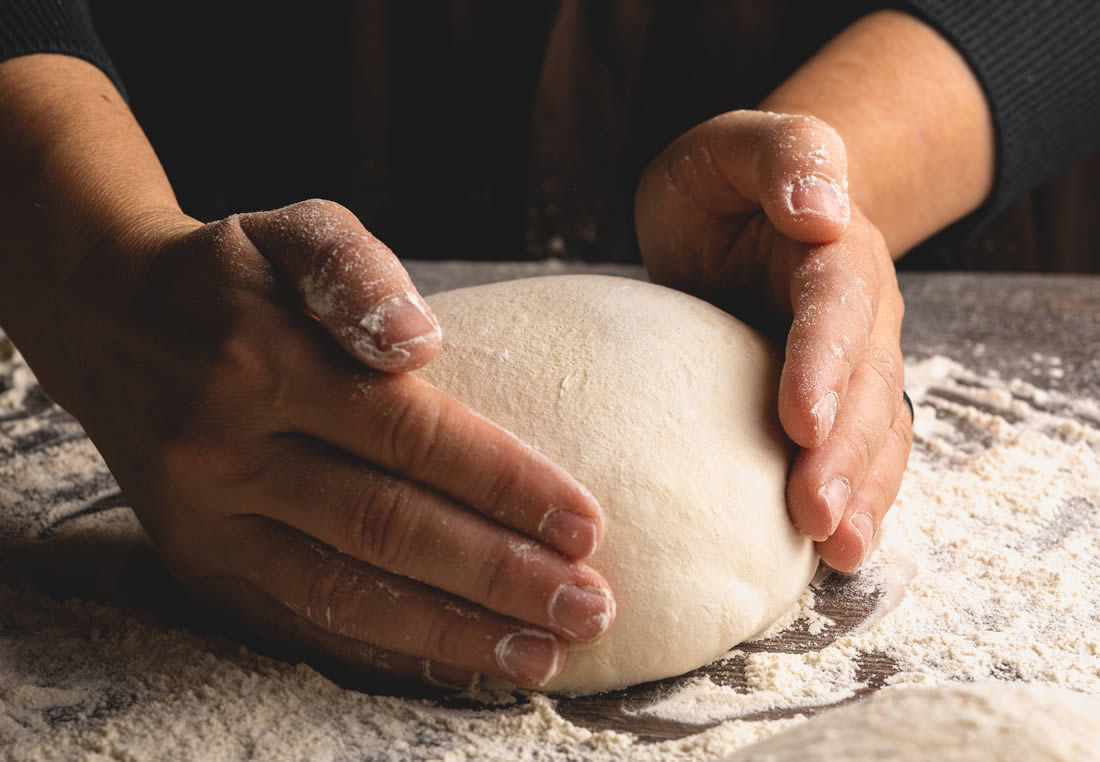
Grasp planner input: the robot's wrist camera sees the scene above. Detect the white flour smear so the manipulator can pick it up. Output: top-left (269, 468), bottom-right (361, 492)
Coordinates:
top-left (2, 339), bottom-right (1098, 760)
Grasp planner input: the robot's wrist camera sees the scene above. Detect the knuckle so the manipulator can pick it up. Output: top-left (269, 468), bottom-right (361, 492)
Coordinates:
top-left (293, 198), bottom-right (358, 227)
top-left (316, 228), bottom-right (382, 274)
top-left (477, 458), bottom-right (525, 524)
top-left (191, 216), bottom-right (275, 290)
top-left (311, 235), bottom-right (405, 319)
top-left (302, 554), bottom-right (395, 639)
top-left (474, 540), bottom-right (523, 607)
top-left (661, 127), bottom-right (725, 214)
top-left (864, 471), bottom-right (896, 519)
top-left (346, 476), bottom-right (421, 572)
top-left (208, 214), bottom-right (251, 252)
top-left (838, 420), bottom-right (876, 473)
top-left (773, 113), bottom-right (847, 166)
top-left (423, 610), bottom-right (466, 663)
top-left (186, 215), bottom-right (253, 265)
top-left (863, 345), bottom-right (903, 400)
top-left (862, 424), bottom-right (913, 516)
top-left (382, 391), bottom-right (446, 475)
top-left (303, 552), bottom-right (350, 631)
top-left (891, 407), bottom-right (916, 450)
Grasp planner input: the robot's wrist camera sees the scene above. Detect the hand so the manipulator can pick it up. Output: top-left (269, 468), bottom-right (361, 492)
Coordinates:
top-left (46, 199), bottom-right (615, 691)
top-left (636, 110), bottom-right (913, 572)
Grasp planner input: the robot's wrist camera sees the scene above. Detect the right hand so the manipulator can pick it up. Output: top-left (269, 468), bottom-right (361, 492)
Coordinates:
top-left (44, 199), bottom-right (615, 691)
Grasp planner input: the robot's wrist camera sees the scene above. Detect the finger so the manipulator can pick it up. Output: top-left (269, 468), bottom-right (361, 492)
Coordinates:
top-left (189, 576), bottom-right (471, 694)
top-left (637, 111), bottom-right (849, 283)
top-left (753, 112), bottom-right (850, 242)
top-left (787, 324), bottom-right (905, 541)
top-left (217, 516), bottom-right (569, 689)
top-left (286, 367), bottom-right (605, 560)
top-left (816, 401), bottom-right (914, 572)
top-left (261, 437), bottom-right (615, 643)
top-left (237, 199), bottom-right (442, 373)
top-left (778, 219), bottom-right (896, 448)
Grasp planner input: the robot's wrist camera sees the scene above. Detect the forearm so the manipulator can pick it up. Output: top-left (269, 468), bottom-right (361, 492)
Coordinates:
top-left (0, 54), bottom-right (190, 378)
top-left (759, 10), bottom-right (995, 255)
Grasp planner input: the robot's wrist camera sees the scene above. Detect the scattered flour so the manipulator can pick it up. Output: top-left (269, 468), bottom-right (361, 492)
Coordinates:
top-left (727, 681), bottom-right (1100, 761)
top-left (2, 334), bottom-right (1098, 760)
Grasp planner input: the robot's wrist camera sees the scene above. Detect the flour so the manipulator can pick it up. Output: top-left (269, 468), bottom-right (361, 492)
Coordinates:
top-left (748, 586), bottom-right (834, 641)
top-left (727, 681), bottom-right (1100, 761)
top-left (2, 336), bottom-right (1099, 760)
top-left (0, 340), bottom-right (34, 414)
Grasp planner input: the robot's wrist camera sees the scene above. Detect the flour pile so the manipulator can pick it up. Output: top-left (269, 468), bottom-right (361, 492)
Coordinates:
top-left (2, 338), bottom-right (1098, 760)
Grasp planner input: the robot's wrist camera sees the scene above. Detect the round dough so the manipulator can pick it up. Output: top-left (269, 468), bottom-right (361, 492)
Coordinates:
top-left (417, 275), bottom-right (818, 694)
top-left (727, 681), bottom-right (1100, 761)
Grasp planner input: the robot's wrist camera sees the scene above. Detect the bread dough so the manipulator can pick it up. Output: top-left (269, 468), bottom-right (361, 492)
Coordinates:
top-left (417, 275), bottom-right (818, 694)
top-left (727, 681), bottom-right (1100, 761)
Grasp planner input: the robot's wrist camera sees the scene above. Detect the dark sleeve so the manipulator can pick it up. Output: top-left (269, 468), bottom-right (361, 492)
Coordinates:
top-left (895, 1), bottom-right (1100, 239)
top-left (0, 0), bottom-right (125, 96)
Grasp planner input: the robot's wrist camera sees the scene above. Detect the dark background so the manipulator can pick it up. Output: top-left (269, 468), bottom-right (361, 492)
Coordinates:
top-left (90, 1), bottom-right (1100, 271)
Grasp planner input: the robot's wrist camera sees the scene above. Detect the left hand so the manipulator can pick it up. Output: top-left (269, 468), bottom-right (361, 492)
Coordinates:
top-left (636, 110), bottom-right (913, 572)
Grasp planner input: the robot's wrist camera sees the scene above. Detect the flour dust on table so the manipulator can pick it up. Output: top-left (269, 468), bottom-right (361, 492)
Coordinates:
top-left (725, 681), bottom-right (1100, 762)
top-left (2, 329), bottom-right (1099, 759)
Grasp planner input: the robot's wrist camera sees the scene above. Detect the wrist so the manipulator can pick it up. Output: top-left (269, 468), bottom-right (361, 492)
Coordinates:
top-left (0, 55), bottom-right (193, 395)
top-left (0, 55), bottom-right (185, 275)
top-left (758, 10), bottom-right (994, 254)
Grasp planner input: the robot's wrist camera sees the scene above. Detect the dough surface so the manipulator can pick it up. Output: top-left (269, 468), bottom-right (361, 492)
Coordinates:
top-left (417, 275), bottom-right (818, 694)
top-left (728, 681), bottom-right (1100, 761)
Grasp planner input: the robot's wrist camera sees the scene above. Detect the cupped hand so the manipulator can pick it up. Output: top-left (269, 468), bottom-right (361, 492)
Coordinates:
top-left (48, 199), bottom-right (615, 691)
top-left (636, 111), bottom-right (913, 572)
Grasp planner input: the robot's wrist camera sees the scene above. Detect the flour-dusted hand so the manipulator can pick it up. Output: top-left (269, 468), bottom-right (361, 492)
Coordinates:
top-left (0, 53), bottom-right (614, 695)
top-left (32, 200), bottom-right (615, 691)
top-left (636, 110), bottom-right (912, 572)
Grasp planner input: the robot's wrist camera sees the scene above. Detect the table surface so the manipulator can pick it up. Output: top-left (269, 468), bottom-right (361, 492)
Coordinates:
top-left (2, 265), bottom-right (1098, 745)
top-left (411, 266), bottom-right (1100, 739)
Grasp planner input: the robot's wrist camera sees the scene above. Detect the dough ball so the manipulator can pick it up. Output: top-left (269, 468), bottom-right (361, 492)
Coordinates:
top-left (417, 275), bottom-right (818, 694)
top-left (728, 681), bottom-right (1100, 761)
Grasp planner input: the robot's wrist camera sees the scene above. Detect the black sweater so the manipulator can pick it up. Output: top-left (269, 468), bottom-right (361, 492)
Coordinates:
top-left (2, 1), bottom-right (1099, 246)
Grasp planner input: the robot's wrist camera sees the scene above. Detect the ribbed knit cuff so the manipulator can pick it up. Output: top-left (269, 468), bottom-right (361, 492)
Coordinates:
top-left (895, 1), bottom-right (1100, 241)
top-left (0, 0), bottom-right (126, 98)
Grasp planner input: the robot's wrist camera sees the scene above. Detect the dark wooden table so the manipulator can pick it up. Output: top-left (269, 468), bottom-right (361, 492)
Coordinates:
top-left (2, 266), bottom-right (1097, 744)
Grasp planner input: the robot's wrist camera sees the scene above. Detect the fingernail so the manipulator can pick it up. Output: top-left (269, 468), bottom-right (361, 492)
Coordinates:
top-left (363, 294), bottom-right (439, 351)
top-left (424, 661), bottom-right (477, 691)
top-left (819, 477), bottom-right (851, 534)
top-left (810, 391), bottom-right (839, 443)
top-left (850, 511), bottom-right (875, 564)
top-left (789, 175), bottom-right (849, 223)
top-left (539, 509), bottom-right (599, 558)
top-left (494, 630), bottom-right (562, 686)
top-left (549, 584), bottom-right (614, 641)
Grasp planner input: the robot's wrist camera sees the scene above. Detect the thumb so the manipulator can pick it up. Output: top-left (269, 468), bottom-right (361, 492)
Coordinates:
top-left (754, 112), bottom-right (851, 243)
top-left (637, 111), bottom-right (850, 257)
top-left (237, 199), bottom-right (441, 373)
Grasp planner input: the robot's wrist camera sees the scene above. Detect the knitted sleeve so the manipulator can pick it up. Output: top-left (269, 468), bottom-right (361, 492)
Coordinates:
top-left (0, 0), bottom-right (124, 96)
top-left (4, 2), bottom-right (1099, 240)
top-left (896, 1), bottom-right (1100, 238)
